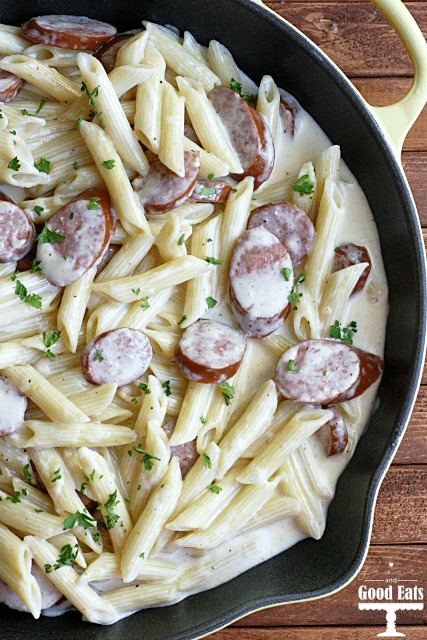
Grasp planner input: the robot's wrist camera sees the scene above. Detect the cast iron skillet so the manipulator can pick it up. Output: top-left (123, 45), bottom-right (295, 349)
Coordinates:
top-left (1, 1), bottom-right (426, 638)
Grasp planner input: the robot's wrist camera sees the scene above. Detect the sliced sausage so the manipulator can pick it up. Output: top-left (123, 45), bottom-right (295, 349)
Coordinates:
top-left (208, 85), bottom-right (274, 189)
top-left (82, 328), bottom-right (153, 386)
top-left (184, 123), bottom-right (200, 146)
top-left (229, 226), bottom-right (293, 339)
top-left (20, 15), bottom-right (117, 51)
top-left (174, 320), bottom-right (247, 384)
top-left (188, 179), bottom-right (232, 204)
top-left (0, 376), bottom-right (27, 436)
top-left (36, 188), bottom-right (116, 287)
top-left (247, 202), bottom-right (316, 264)
top-left (170, 440), bottom-right (198, 478)
top-left (93, 33), bottom-right (133, 73)
top-left (275, 339), bottom-right (384, 406)
top-left (319, 407), bottom-right (348, 456)
top-left (332, 243), bottom-right (372, 295)
top-left (0, 192), bottom-right (35, 263)
top-left (0, 70), bottom-right (25, 103)
top-left (279, 97), bottom-right (296, 136)
top-left (133, 151), bottom-right (200, 215)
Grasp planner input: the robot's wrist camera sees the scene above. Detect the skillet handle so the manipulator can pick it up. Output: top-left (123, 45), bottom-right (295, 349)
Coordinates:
top-left (366, 0), bottom-right (427, 158)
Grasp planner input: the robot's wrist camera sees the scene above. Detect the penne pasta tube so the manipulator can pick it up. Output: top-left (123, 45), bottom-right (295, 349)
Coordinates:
top-left (237, 408), bottom-right (333, 485)
top-left (25, 536), bottom-right (116, 624)
top-left (57, 266), bottom-right (97, 353)
top-left (177, 76), bottom-right (243, 174)
top-left (92, 255), bottom-right (210, 304)
top-left (0, 131), bottom-right (49, 188)
top-left (77, 53), bottom-right (149, 176)
top-left (3, 365), bottom-right (89, 424)
top-left (158, 81), bottom-right (185, 176)
top-left (7, 421), bottom-right (136, 448)
top-left (121, 457), bottom-right (182, 582)
top-left (0, 55), bottom-right (81, 102)
top-left (0, 523), bottom-right (41, 618)
top-left (78, 551), bottom-right (179, 584)
top-left (169, 382), bottom-right (216, 446)
top-left (79, 120), bottom-right (151, 234)
top-left (216, 380), bottom-right (278, 479)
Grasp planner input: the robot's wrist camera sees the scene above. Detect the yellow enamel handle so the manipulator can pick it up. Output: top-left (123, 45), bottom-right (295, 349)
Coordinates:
top-left (369, 0), bottom-right (427, 158)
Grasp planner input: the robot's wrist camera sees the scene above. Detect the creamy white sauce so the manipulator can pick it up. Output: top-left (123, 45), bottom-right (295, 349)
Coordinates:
top-left (0, 48), bottom-right (389, 622)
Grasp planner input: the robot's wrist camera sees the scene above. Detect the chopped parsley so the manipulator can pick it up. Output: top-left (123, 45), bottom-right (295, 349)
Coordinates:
top-left (218, 381), bottom-right (234, 406)
top-left (102, 490), bottom-right (120, 530)
top-left (282, 267), bottom-right (292, 282)
top-left (44, 544), bottom-right (78, 573)
top-left (133, 445), bottom-right (161, 471)
top-left (23, 464), bottom-right (32, 484)
top-left (177, 233), bottom-right (185, 246)
top-left (177, 315), bottom-right (187, 325)
top-left (63, 511), bottom-right (97, 531)
top-left (102, 159), bottom-right (116, 170)
top-left (206, 296), bottom-right (217, 309)
top-left (323, 369), bottom-right (328, 376)
top-left (230, 78), bottom-right (253, 102)
top-left (87, 197), bottom-right (100, 210)
top-left (36, 223), bottom-right (65, 244)
top-left (198, 186), bottom-right (216, 196)
top-left (140, 297), bottom-right (150, 310)
top-left (34, 157), bottom-right (51, 174)
top-left (162, 380), bottom-right (171, 397)
top-left (286, 359), bottom-right (300, 374)
top-left (81, 82), bottom-right (105, 128)
top-left (9, 130), bottom-right (16, 135)
top-left (207, 173), bottom-right (215, 180)
top-left (33, 205), bottom-right (44, 216)
top-left (42, 330), bottom-right (61, 359)
top-left (14, 280), bottom-right (42, 309)
top-left (200, 415), bottom-right (206, 424)
top-left (76, 117), bottom-right (82, 130)
top-left (36, 98), bottom-right (47, 114)
top-left (288, 273), bottom-right (305, 309)
top-left (202, 453), bottom-right (211, 469)
top-left (51, 468), bottom-right (62, 483)
top-left (291, 174), bottom-right (315, 195)
top-left (31, 258), bottom-right (41, 273)
top-left (7, 156), bottom-right (20, 171)
top-left (205, 256), bottom-right (223, 265)
top-left (6, 491), bottom-right (22, 503)
top-left (138, 383), bottom-right (151, 394)
top-left (330, 320), bottom-right (358, 345)
top-left (206, 484), bottom-right (222, 494)
top-left (132, 287), bottom-right (141, 296)
top-left (72, 161), bottom-right (79, 170)
top-left (94, 349), bottom-right (104, 362)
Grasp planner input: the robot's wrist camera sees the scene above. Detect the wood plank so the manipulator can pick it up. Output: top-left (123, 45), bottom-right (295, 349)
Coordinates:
top-left (271, 1), bottom-right (417, 77)
top-left (234, 545), bottom-right (426, 627)
top-left (219, 629), bottom-right (426, 640)
top-left (351, 78), bottom-right (427, 151)
top-left (265, 3), bottom-right (426, 77)
top-left (371, 467), bottom-right (427, 544)
top-left (402, 152), bottom-right (427, 226)
top-left (394, 387), bottom-right (427, 464)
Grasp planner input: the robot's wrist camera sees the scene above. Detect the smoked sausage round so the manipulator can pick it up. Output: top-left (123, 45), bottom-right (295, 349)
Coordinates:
top-left (174, 320), bottom-right (247, 384)
top-left (0, 192), bottom-right (35, 263)
top-left (229, 226), bottom-right (293, 338)
top-left (0, 70), bottom-right (25, 103)
top-left (332, 243), bottom-right (372, 295)
top-left (247, 202), bottom-right (316, 264)
top-left (93, 34), bottom-right (133, 73)
top-left (36, 188), bottom-right (116, 287)
top-left (209, 85), bottom-right (274, 190)
top-left (0, 376), bottom-right (27, 437)
top-left (82, 328), bottom-right (153, 387)
top-left (275, 339), bottom-right (383, 406)
top-left (21, 15), bottom-right (117, 51)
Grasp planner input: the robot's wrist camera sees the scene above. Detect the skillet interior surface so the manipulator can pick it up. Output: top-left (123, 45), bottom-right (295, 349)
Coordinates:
top-left (1, 1), bottom-right (426, 639)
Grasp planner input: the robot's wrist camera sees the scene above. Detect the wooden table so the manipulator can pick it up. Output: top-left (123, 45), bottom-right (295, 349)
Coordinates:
top-left (209, 2), bottom-right (427, 638)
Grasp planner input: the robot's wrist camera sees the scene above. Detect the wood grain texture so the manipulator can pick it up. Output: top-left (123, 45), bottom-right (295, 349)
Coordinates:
top-left (266, 3), bottom-right (425, 76)
top-left (394, 387), bottom-right (427, 464)
top-left (217, 629), bottom-right (426, 640)
top-left (235, 546), bottom-right (426, 627)
top-left (402, 152), bottom-right (427, 226)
